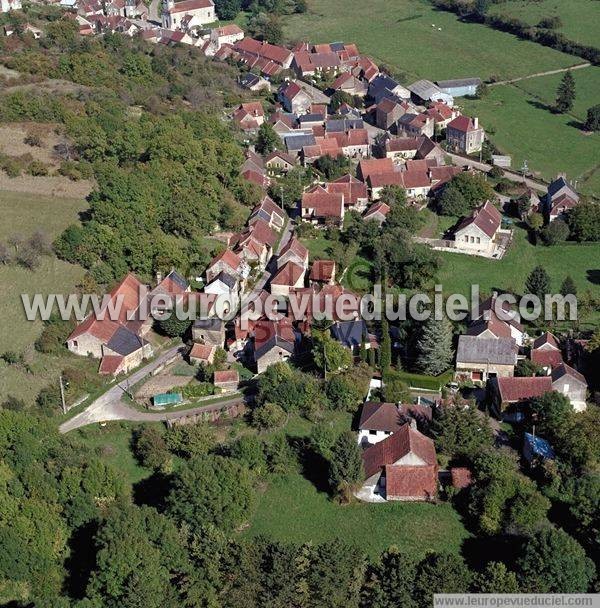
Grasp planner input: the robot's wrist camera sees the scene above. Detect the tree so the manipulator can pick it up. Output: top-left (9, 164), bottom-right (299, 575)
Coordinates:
top-left (560, 274), bottom-right (577, 296)
top-left (433, 405), bottom-right (494, 461)
top-left (437, 172), bottom-right (495, 216)
top-left (313, 154), bottom-right (351, 180)
top-left (214, 0), bottom-right (241, 20)
top-left (437, 184), bottom-right (468, 216)
top-left (328, 431), bottom-right (364, 497)
top-left (255, 122), bottom-right (279, 155)
top-left (157, 314), bottom-right (192, 337)
top-left (364, 548), bottom-right (418, 608)
top-left (269, 166), bottom-right (312, 211)
top-left (252, 402), bottom-right (287, 431)
top-left (165, 422), bottom-right (215, 458)
top-left (382, 370), bottom-right (411, 403)
top-left (379, 315), bottom-right (392, 373)
top-left (515, 359), bottom-right (541, 377)
top-left (325, 374), bottom-right (365, 411)
top-left (312, 330), bottom-right (352, 374)
top-left (529, 391), bottom-right (572, 439)
top-left (230, 435), bottom-right (267, 476)
top-left (414, 553), bottom-right (472, 607)
top-left (567, 473), bottom-right (600, 553)
top-left (132, 426), bottom-right (170, 470)
top-left (555, 71), bottom-right (575, 114)
top-left (525, 265), bottom-right (550, 301)
top-left (527, 212), bottom-right (544, 234)
top-left (472, 562), bottom-right (520, 593)
top-left (541, 219), bottom-right (569, 245)
top-left (584, 104), bottom-right (600, 131)
top-left (567, 202), bottom-right (600, 242)
top-left (166, 455), bottom-right (254, 531)
top-left (330, 90), bottom-right (354, 112)
top-left (517, 528), bottom-right (594, 593)
top-left (416, 317), bottom-right (454, 376)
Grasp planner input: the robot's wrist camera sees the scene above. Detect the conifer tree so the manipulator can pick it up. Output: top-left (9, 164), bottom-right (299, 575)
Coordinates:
top-left (416, 317), bottom-right (454, 376)
top-left (379, 315), bottom-right (392, 373)
top-left (555, 71), bottom-right (575, 114)
top-left (560, 275), bottom-right (577, 297)
top-left (525, 265), bottom-right (551, 301)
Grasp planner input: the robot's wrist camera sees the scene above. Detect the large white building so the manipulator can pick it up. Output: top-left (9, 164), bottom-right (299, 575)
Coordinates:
top-left (162, 0), bottom-right (215, 31)
top-left (1, 0), bottom-right (22, 12)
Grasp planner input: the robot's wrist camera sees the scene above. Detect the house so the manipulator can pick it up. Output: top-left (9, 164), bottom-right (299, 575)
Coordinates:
top-left (368, 74), bottom-right (410, 104)
top-left (233, 219), bottom-right (277, 269)
top-left (360, 423), bottom-right (438, 502)
top-left (279, 80), bottom-right (312, 114)
top-left (424, 102), bottom-right (459, 131)
top-left (264, 151), bottom-right (296, 176)
top-left (397, 113), bottom-right (434, 139)
top-left (454, 201), bottom-right (502, 253)
top-left (357, 157), bottom-right (395, 181)
top-left (367, 169), bottom-right (431, 201)
top-left (292, 49), bottom-right (341, 78)
top-left (189, 343), bottom-right (216, 365)
top-left (455, 335), bottom-right (517, 381)
top-left (238, 72), bottom-right (270, 92)
top-left (1, 0), bottom-right (21, 11)
top-left (357, 401), bottom-right (433, 446)
top-left (231, 38), bottom-right (293, 77)
top-left (253, 318), bottom-right (296, 373)
top-left (551, 363), bottom-right (587, 411)
top-left (324, 174), bottom-right (369, 211)
top-left (284, 133), bottom-right (317, 157)
top-left (232, 102), bottom-right (264, 132)
top-left (330, 72), bottom-right (368, 96)
top-left (467, 312), bottom-right (514, 342)
top-left (214, 369), bottom-right (239, 392)
top-left (523, 432), bottom-right (555, 464)
top-left (531, 332), bottom-right (563, 371)
top-left (472, 294), bottom-right (525, 345)
top-left (277, 236), bottom-right (309, 269)
top-left (162, 0), bottom-right (215, 30)
top-left (66, 274), bottom-right (153, 375)
top-left (300, 186), bottom-right (345, 225)
top-left (330, 319), bottom-right (370, 353)
top-left (206, 249), bottom-right (248, 283)
top-left (488, 376), bottom-right (553, 412)
top-left (408, 79), bottom-right (453, 106)
top-left (435, 78), bottom-right (481, 98)
top-left (363, 201), bottom-right (390, 225)
top-left (545, 177), bottom-right (579, 222)
top-left (385, 137), bottom-right (421, 161)
top-left (192, 317), bottom-right (225, 347)
top-left (204, 23), bottom-right (243, 55)
top-left (309, 260), bottom-right (336, 286)
top-left (204, 271), bottom-right (239, 300)
top-left (270, 261), bottom-right (306, 297)
top-left (446, 115), bottom-right (484, 154)
top-left (248, 195), bottom-right (286, 231)
top-left (376, 99), bottom-right (407, 130)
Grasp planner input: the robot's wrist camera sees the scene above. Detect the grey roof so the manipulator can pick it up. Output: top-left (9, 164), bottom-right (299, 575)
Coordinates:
top-left (299, 113), bottom-right (325, 124)
top-left (284, 133), bottom-right (316, 152)
top-left (165, 269), bottom-right (189, 291)
top-left (212, 271), bottom-right (237, 289)
top-left (547, 176), bottom-right (578, 201)
top-left (250, 208), bottom-right (271, 223)
top-left (239, 73), bottom-right (260, 88)
top-left (456, 335), bottom-right (517, 366)
top-left (329, 41), bottom-right (345, 52)
top-left (435, 78), bottom-right (481, 89)
top-left (369, 74), bottom-right (400, 96)
top-left (407, 79), bottom-right (442, 99)
top-left (193, 317), bottom-right (224, 331)
top-left (107, 326), bottom-right (147, 356)
top-left (331, 320), bottom-right (367, 348)
top-left (326, 118), bottom-right (363, 132)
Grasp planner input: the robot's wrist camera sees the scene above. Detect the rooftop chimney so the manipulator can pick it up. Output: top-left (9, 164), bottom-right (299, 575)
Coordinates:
top-left (473, 117), bottom-right (479, 129)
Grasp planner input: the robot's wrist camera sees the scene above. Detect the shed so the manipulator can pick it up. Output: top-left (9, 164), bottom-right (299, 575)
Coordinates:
top-left (435, 78), bottom-right (481, 97)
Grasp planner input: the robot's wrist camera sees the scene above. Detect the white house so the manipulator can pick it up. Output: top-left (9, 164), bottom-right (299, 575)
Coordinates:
top-left (454, 201), bottom-right (502, 254)
top-left (1, 0), bottom-right (21, 11)
top-left (162, 0), bottom-right (215, 31)
top-left (358, 401), bottom-right (432, 447)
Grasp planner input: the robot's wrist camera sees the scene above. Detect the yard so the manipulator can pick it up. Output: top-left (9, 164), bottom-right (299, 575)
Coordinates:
top-left (243, 472), bottom-right (470, 559)
top-left (0, 190), bottom-right (88, 404)
top-left (488, 0), bottom-right (600, 48)
top-left (459, 76), bottom-right (600, 196)
top-left (284, 0), bottom-right (577, 83)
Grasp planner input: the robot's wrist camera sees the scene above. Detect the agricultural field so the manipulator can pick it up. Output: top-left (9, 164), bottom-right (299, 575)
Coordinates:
top-left (459, 76), bottom-right (600, 196)
top-left (244, 472), bottom-right (470, 559)
top-left (284, 0), bottom-right (578, 82)
top-left (0, 190), bottom-right (88, 404)
top-left (488, 0), bottom-right (600, 48)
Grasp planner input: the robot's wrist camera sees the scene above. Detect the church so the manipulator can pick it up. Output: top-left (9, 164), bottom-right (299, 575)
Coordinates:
top-left (161, 0), bottom-right (216, 31)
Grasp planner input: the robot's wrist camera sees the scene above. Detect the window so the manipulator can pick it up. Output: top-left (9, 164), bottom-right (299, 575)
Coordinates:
top-left (464, 235), bottom-right (469, 242)
top-left (369, 430), bottom-right (377, 435)
top-left (476, 237), bottom-right (481, 244)
top-left (72, 340), bottom-right (78, 349)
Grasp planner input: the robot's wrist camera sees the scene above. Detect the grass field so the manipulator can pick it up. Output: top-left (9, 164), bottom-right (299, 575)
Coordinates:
top-left (243, 472), bottom-right (470, 558)
top-left (437, 226), bottom-right (600, 302)
top-left (285, 0), bottom-right (577, 82)
top-left (0, 191), bottom-right (88, 404)
top-left (488, 0), bottom-right (600, 48)
top-left (459, 80), bottom-right (600, 196)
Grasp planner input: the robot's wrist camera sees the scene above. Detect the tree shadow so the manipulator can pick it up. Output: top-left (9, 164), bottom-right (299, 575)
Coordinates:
top-left (586, 269), bottom-right (600, 285)
top-left (292, 437), bottom-right (331, 495)
top-left (526, 99), bottom-right (555, 113)
top-left (132, 470), bottom-right (173, 510)
top-left (461, 535), bottom-right (525, 571)
top-left (566, 119), bottom-right (585, 130)
top-left (63, 520), bottom-right (99, 599)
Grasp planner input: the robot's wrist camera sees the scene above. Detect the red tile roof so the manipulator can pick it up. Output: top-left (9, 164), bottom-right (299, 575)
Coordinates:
top-left (447, 115), bottom-right (480, 133)
top-left (359, 402), bottom-right (433, 432)
top-left (302, 187), bottom-right (344, 218)
top-left (531, 349), bottom-right (564, 368)
top-left (363, 201), bottom-right (390, 221)
top-left (385, 464), bottom-right (437, 500)
top-left (270, 261), bottom-right (305, 286)
top-left (279, 236), bottom-right (309, 263)
top-left (362, 424), bottom-right (436, 478)
top-left (496, 376), bottom-right (553, 403)
top-left (167, 0), bottom-right (213, 13)
top-left (532, 332), bottom-right (560, 350)
top-left (455, 200), bottom-right (501, 239)
top-left (214, 369), bottom-right (239, 384)
top-left (99, 355), bottom-right (124, 375)
top-left (386, 137), bottom-right (420, 152)
top-left (309, 259), bottom-right (335, 282)
top-left (358, 157), bottom-right (394, 179)
top-left (209, 249), bottom-right (242, 273)
top-left (551, 362), bottom-right (587, 385)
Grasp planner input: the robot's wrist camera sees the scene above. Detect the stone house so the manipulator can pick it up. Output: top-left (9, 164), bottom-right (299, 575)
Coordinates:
top-left (192, 317), bottom-right (225, 347)
top-left (162, 0), bottom-right (215, 31)
top-left (270, 261), bottom-right (306, 298)
top-left (253, 318), bottom-right (296, 373)
top-left (214, 369), bottom-right (239, 392)
top-left (446, 115), bottom-right (484, 154)
top-left (455, 335), bottom-right (518, 381)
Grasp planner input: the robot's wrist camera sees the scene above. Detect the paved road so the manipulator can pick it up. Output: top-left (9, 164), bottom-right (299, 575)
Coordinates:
top-left (489, 62), bottom-right (590, 87)
top-left (447, 152), bottom-right (548, 193)
top-left (148, 0), bottom-right (161, 24)
top-left (60, 346), bottom-right (184, 433)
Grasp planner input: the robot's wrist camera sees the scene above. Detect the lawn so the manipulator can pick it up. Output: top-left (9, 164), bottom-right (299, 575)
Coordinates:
top-left (437, 226), bottom-right (600, 305)
top-left (459, 83), bottom-right (600, 196)
top-left (72, 421), bottom-right (155, 486)
top-left (243, 472), bottom-right (470, 559)
top-left (0, 191), bottom-right (88, 404)
top-left (284, 0), bottom-right (577, 82)
top-left (488, 0), bottom-right (600, 48)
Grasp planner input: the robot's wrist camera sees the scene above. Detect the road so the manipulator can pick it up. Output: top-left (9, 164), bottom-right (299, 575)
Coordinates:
top-left (148, 0), bottom-right (161, 24)
top-left (447, 152), bottom-right (548, 193)
top-left (489, 62), bottom-right (590, 87)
